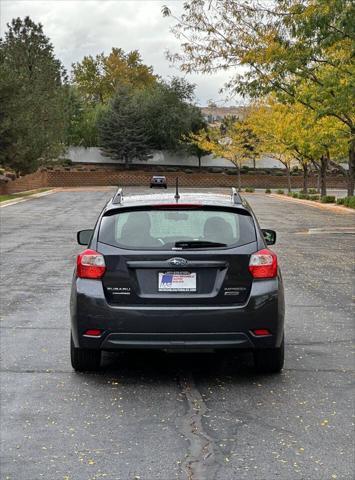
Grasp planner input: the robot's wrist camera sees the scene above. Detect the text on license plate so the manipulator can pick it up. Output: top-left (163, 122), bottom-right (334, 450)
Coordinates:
top-left (158, 271), bottom-right (196, 292)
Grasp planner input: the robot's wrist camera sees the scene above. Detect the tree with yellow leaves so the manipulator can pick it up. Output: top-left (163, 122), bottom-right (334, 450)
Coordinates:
top-left (246, 99), bottom-right (348, 194)
top-left (191, 119), bottom-right (260, 190)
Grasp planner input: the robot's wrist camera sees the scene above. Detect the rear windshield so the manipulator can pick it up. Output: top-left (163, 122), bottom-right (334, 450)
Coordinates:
top-left (99, 208), bottom-right (256, 250)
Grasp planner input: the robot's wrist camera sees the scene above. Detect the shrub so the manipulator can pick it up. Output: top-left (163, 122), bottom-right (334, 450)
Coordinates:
top-left (274, 172), bottom-right (284, 176)
top-left (245, 187), bottom-right (255, 192)
top-left (341, 196), bottom-right (355, 209)
top-left (336, 198), bottom-right (345, 205)
top-left (321, 195), bottom-right (336, 203)
top-left (265, 189), bottom-right (271, 194)
top-left (292, 192), bottom-right (299, 198)
top-left (241, 165), bottom-right (250, 172)
top-left (248, 170), bottom-right (264, 175)
top-left (298, 193), bottom-right (310, 200)
top-left (276, 189), bottom-right (284, 194)
top-left (184, 169), bottom-right (194, 174)
top-left (309, 194), bottom-right (320, 201)
top-left (287, 192), bottom-right (293, 196)
top-left (308, 188), bottom-right (318, 194)
top-left (225, 169), bottom-right (237, 175)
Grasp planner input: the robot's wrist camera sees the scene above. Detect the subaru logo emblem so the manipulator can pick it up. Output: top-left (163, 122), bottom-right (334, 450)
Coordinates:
top-left (168, 257), bottom-right (188, 267)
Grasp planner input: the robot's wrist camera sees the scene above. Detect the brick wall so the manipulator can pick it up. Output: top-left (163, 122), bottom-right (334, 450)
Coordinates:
top-left (0, 170), bottom-right (48, 194)
top-left (44, 170), bottom-right (348, 189)
top-left (0, 168), bottom-right (348, 194)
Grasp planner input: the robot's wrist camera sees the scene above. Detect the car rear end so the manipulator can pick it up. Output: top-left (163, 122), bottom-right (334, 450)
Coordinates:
top-left (150, 176), bottom-right (167, 188)
top-left (71, 195), bottom-right (285, 372)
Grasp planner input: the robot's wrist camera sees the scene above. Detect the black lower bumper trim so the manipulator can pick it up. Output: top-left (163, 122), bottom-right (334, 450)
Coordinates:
top-left (100, 332), bottom-right (254, 350)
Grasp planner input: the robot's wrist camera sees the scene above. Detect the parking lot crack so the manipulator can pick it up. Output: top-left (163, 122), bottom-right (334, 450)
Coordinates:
top-left (177, 373), bottom-right (220, 480)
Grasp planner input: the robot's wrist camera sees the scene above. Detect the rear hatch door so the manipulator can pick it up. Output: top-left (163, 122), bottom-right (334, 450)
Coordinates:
top-left (97, 205), bottom-right (257, 305)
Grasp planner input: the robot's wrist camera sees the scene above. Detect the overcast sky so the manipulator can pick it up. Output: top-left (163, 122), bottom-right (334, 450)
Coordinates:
top-left (0, 0), bottom-right (240, 106)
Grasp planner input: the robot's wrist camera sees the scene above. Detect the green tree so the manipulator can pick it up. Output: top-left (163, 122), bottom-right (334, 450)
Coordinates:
top-left (0, 17), bottom-right (67, 174)
top-left (138, 77), bottom-right (206, 151)
top-left (163, 0), bottom-right (355, 194)
top-left (182, 132), bottom-right (210, 168)
top-left (97, 86), bottom-right (151, 166)
top-left (66, 87), bottom-right (107, 147)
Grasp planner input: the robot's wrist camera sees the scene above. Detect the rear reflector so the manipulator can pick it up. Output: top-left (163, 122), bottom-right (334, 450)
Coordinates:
top-left (84, 329), bottom-right (102, 337)
top-left (253, 329), bottom-right (271, 336)
top-left (77, 249), bottom-right (106, 279)
top-left (249, 248), bottom-right (277, 278)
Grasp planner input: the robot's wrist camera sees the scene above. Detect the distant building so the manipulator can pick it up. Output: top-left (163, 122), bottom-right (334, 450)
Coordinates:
top-left (200, 106), bottom-right (248, 124)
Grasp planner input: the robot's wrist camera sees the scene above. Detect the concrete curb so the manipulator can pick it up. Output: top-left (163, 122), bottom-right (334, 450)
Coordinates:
top-left (0, 189), bottom-right (57, 208)
top-left (269, 193), bottom-right (355, 214)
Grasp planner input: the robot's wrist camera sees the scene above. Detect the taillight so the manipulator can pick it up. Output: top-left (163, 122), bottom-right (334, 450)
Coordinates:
top-left (249, 249), bottom-right (277, 278)
top-left (77, 249), bottom-right (106, 279)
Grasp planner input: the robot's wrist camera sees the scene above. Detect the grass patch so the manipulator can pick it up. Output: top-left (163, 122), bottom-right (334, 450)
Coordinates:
top-left (265, 189), bottom-right (271, 194)
top-left (337, 196), bottom-right (355, 208)
top-left (0, 188), bottom-right (51, 203)
top-left (320, 195), bottom-right (336, 203)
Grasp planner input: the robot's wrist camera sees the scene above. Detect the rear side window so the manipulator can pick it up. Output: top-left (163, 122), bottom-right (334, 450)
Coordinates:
top-left (99, 208), bottom-right (256, 250)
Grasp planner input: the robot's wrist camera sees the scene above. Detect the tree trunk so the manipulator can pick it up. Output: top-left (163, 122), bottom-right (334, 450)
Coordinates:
top-left (316, 169), bottom-right (321, 193)
top-left (302, 164), bottom-right (308, 193)
top-left (320, 154), bottom-right (328, 197)
top-left (237, 165), bottom-right (241, 191)
top-left (348, 138), bottom-right (355, 196)
top-left (286, 166), bottom-right (291, 193)
top-left (253, 156), bottom-right (256, 169)
top-left (198, 154), bottom-right (201, 169)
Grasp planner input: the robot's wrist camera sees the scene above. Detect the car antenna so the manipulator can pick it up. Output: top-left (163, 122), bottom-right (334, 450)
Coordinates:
top-left (174, 177), bottom-right (180, 200)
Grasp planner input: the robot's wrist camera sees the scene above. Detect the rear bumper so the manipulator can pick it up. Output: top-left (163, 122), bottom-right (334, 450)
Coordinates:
top-left (101, 332), bottom-right (253, 349)
top-left (70, 278), bottom-right (285, 350)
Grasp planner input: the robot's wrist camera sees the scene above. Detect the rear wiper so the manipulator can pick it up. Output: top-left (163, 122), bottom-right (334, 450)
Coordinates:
top-left (174, 240), bottom-right (227, 249)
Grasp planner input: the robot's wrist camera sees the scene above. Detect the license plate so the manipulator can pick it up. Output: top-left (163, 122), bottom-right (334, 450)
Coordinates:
top-left (158, 271), bottom-right (196, 292)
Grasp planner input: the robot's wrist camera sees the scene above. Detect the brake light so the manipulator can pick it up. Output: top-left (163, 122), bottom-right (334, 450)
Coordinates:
top-left (249, 249), bottom-right (277, 278)
top-left (77, 249), bottom-right (106, 279)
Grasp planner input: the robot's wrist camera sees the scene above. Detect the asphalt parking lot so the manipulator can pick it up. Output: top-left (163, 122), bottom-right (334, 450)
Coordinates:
top-left (1, 187), bottom-right (354, 480)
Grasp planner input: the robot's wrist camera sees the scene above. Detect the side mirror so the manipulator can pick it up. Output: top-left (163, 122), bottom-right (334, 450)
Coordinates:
top-left (262, 229), bottom-right (276, 245)
top-left (77, 229), bottom-right (93, 246)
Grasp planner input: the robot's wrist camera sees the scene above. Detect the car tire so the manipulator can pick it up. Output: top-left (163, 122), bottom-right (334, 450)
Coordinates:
top-left (70, 334), bottom-right (101, 372)
top-left (253, 337), bottom-right (284, 374)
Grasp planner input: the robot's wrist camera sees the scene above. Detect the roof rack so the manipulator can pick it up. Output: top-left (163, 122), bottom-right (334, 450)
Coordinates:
top-left (112, 187), bottom-right (123, 205)
top-left (231, 187), bottom-right (242, 204)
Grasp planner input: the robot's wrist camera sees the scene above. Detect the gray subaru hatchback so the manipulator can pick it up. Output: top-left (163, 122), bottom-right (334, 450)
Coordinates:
top-left (70, 187), bottom-right (285, 373)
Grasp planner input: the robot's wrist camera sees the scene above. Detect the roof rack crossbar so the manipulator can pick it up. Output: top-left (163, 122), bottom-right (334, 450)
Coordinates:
top-left (112, 187), bottom-right (123, 204)
top-left (231, 187), bottom-right (242, 204)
